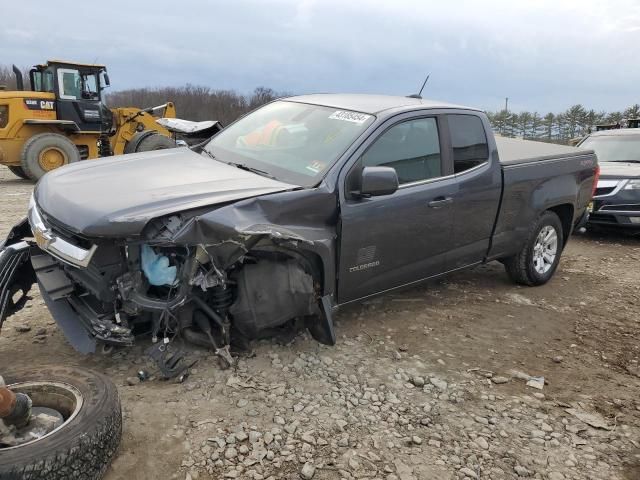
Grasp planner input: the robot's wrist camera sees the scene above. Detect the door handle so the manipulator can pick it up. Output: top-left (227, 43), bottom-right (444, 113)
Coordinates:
top-left (428, 197), bottom-right (453, 208)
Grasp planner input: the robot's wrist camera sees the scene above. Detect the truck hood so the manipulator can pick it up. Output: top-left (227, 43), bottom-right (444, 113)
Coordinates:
top-left (599, 161), bottom-right (640, 179)
top-left (34, 148), bottom-right (297, 238)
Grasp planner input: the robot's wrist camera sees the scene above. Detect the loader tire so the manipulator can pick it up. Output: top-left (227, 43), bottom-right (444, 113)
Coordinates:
top-left (135, 133), bottom-right (176, 152)
top-left (20, 133), bottom-right (80, 181)
top-left (503, 211), bottom-right (563, 286)
top-left (8, 166), bottom-right (30, 180)
top-left (0, 365), bottom-right (122, 480)
top-left (124, 131), bottom-right (175, 154)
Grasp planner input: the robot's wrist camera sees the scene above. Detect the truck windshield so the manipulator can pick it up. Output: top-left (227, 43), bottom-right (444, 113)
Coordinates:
top-left (204, 101), bottom-right (374, 186)
top-left (580, 135), bottom-right (640, 162)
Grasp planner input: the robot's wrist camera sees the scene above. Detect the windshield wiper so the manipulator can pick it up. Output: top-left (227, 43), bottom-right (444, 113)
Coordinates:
top-left (201, 149), bottom-right (217, 160)
top-left (226, 162), bottom-right (276, 179)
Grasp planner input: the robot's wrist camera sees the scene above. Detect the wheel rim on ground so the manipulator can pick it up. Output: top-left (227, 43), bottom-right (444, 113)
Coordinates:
top-left (0, 381), bottom-right (83, 450)
top-left (532, 225), bottom-right (558, 274)
top-left (38, 147), bottom-right (67, 171)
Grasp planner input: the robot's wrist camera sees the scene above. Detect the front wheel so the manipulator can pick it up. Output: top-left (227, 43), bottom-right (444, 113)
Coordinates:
top-left (0, 366), bottom-right (122, 480)
top-left (20, 133), bottom-right (81, 181)
top-left (504, 211), bottom-right (563, 286)
top-left (7, 166), bottom-right (30, 180)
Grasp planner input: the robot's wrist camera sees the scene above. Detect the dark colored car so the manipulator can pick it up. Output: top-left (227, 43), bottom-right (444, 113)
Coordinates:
top-left (578, 129), bottom-right (640, 229)
top-left (0, 94), bottom-right (598, 366)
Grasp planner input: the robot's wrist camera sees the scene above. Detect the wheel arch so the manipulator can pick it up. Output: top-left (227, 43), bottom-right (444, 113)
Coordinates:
top-left (546, 203), bottom-right (574, 246)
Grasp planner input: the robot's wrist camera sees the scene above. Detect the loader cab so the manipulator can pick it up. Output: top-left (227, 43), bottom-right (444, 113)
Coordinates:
top-left (29, 60), bottom-right (110, 132)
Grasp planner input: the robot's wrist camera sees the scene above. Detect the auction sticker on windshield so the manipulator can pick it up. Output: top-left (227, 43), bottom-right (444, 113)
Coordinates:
top-left (328, 110), bottom-right (372, 124)
top-left (305, 160), bottom-right (326, 174)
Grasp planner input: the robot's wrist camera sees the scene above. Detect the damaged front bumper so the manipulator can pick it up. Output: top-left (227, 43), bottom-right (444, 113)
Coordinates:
top-left (1, 210), bottom-right (336, 358)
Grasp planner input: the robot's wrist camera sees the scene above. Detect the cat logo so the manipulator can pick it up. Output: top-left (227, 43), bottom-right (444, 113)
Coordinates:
top-left (24, 99), bottom-right (56, 111)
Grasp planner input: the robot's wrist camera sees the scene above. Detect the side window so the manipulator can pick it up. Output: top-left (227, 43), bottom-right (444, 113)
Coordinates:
top-left (361, 118), bottom-right (441, 184)
top-left (448, 114), bottom-right (489, 173)
top-left (81, 74), bottom-right (98, 99)
top-left (57, 68), bottom-right (81, 100)
top-left (43, 70), bottom-right (55, 92)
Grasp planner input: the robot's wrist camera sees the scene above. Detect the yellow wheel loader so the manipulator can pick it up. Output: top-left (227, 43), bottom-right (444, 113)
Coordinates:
top-left (0, 60), bottom-right (179, 181)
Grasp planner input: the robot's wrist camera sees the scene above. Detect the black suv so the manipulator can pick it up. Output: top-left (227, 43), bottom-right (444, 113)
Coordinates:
top-left (579, 129), bottom-right (640, 229)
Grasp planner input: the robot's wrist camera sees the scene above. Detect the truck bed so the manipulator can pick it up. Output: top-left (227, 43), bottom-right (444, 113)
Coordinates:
top-left (496, 136), bottom-right (593, 165)
top-left (488, 136), bottom-right (598, 263)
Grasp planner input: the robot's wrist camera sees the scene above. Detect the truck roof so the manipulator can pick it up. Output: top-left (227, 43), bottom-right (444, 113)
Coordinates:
top-left (285, 93), bottom-right (477, 115)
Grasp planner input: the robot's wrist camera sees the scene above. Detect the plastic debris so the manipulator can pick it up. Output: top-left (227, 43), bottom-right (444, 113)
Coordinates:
top-left (526, 376), bottom-right (545, 390)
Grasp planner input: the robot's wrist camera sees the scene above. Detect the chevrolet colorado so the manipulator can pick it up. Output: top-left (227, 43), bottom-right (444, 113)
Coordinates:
top-left (0, 94), bottom-right (599, 366)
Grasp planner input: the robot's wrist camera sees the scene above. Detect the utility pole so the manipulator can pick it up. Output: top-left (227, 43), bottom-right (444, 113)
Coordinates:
top-left (504, 97), bottom-right (509, 112)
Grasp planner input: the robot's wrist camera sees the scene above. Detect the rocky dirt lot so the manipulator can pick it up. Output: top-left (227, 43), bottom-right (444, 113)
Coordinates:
top-left (0, 167), bottom-right (639, 480)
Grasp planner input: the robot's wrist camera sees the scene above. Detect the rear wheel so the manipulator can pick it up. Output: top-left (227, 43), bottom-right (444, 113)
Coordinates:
top-left (20, 133), bottom-right (80, 181)
top-left (0, 366), bottom-right (122, 480)
top-left (7, 166), bottom-right (29, 180)
top-left (504, 211), bottom-right (564, 286)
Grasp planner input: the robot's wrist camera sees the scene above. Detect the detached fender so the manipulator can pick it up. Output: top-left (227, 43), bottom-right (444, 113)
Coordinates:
top-left (0, 218), bottom-right (32, 249)
top-left (0, 242), bottom-right (36, 329)
top-left (0, 218), bottom-right (36, 329)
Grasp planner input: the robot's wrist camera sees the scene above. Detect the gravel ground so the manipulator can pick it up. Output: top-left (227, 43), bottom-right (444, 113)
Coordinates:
top-left (0, 167), bottom-right (639, 480)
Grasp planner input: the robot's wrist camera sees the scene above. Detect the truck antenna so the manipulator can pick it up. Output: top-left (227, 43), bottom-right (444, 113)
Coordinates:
top-left (407, 74), bottom-right (430, 99)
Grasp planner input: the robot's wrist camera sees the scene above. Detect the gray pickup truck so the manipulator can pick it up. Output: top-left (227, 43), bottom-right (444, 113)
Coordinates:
top-left (0, 94), bottom-right (598, 365)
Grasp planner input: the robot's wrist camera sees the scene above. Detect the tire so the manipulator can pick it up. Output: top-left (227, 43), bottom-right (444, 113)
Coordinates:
top-left (7, 166), bottom-right (30, 180)
top-left (0, 366), bottom-right (122, 480)
top-left (20, 133), bottom-right (80, 181)
top-left (135, 133), bottom-right (176, 152)
top-left (503, 211), bottom-right (564, 286)
top-left (124, 132), bottom-right (175, 154)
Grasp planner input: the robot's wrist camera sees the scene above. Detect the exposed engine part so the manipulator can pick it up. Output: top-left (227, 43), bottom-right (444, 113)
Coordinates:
top-left (229, 259), bottom-right (315, 339)
top-left (116, 254), bottom-right (197, 312)
top-left (191, 311), bottom-right (234, 369)
top-left (0, 387), bottom-right (32, 429)
top-left (144, 215), bottom-right (184, 242)
top-left (190, 245), bottom-right (226, 291)
top-left (190, 288), bottom-right (235, 368)
top-left (145, 341), bottom-right (196, 380)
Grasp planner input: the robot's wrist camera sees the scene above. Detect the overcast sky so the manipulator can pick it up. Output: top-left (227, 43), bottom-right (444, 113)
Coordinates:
top-left (2, 0), bottom-right (639, 112)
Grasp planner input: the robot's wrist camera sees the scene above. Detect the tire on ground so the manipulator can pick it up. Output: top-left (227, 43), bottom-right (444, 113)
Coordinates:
top-left (20, 133), bottom-right (80, 181)
top-left (7, 166), bottom-right (30, 180)
top-left (0, 365), bottom-right (122, 480)
top-left (503, 210), bottom-right (564, 286)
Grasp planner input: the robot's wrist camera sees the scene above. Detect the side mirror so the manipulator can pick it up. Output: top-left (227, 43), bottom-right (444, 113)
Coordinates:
top-left (360, 166), bottom-right (399, 197)
top-left (102, 73), bottom-right (110, 88)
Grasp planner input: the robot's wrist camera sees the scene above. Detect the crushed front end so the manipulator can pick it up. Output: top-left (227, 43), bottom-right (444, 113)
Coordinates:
top-left (0, 193), bottom-right (336, 368)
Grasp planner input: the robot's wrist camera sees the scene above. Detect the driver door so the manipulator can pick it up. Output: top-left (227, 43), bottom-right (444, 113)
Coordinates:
top-left (338, 114), bottom-right (457, 303)
top-left (55, 68), bottom-right (103, 132)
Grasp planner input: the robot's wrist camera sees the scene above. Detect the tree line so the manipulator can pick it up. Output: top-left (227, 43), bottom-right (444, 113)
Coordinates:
top-left (0, 65), bottom-right (285, 126)
top-left (3, 63), bottom-right (639, 142)
top-left (105, 85), bottom-right (288, 126)
top-left (486, 104), bottom-right (640, 143)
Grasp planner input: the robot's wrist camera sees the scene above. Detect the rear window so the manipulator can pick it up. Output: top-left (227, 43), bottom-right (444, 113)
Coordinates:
top-left (0, 106), bottom-right (7, 129)
top-left (448, 114), bottom-right (489, 173)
